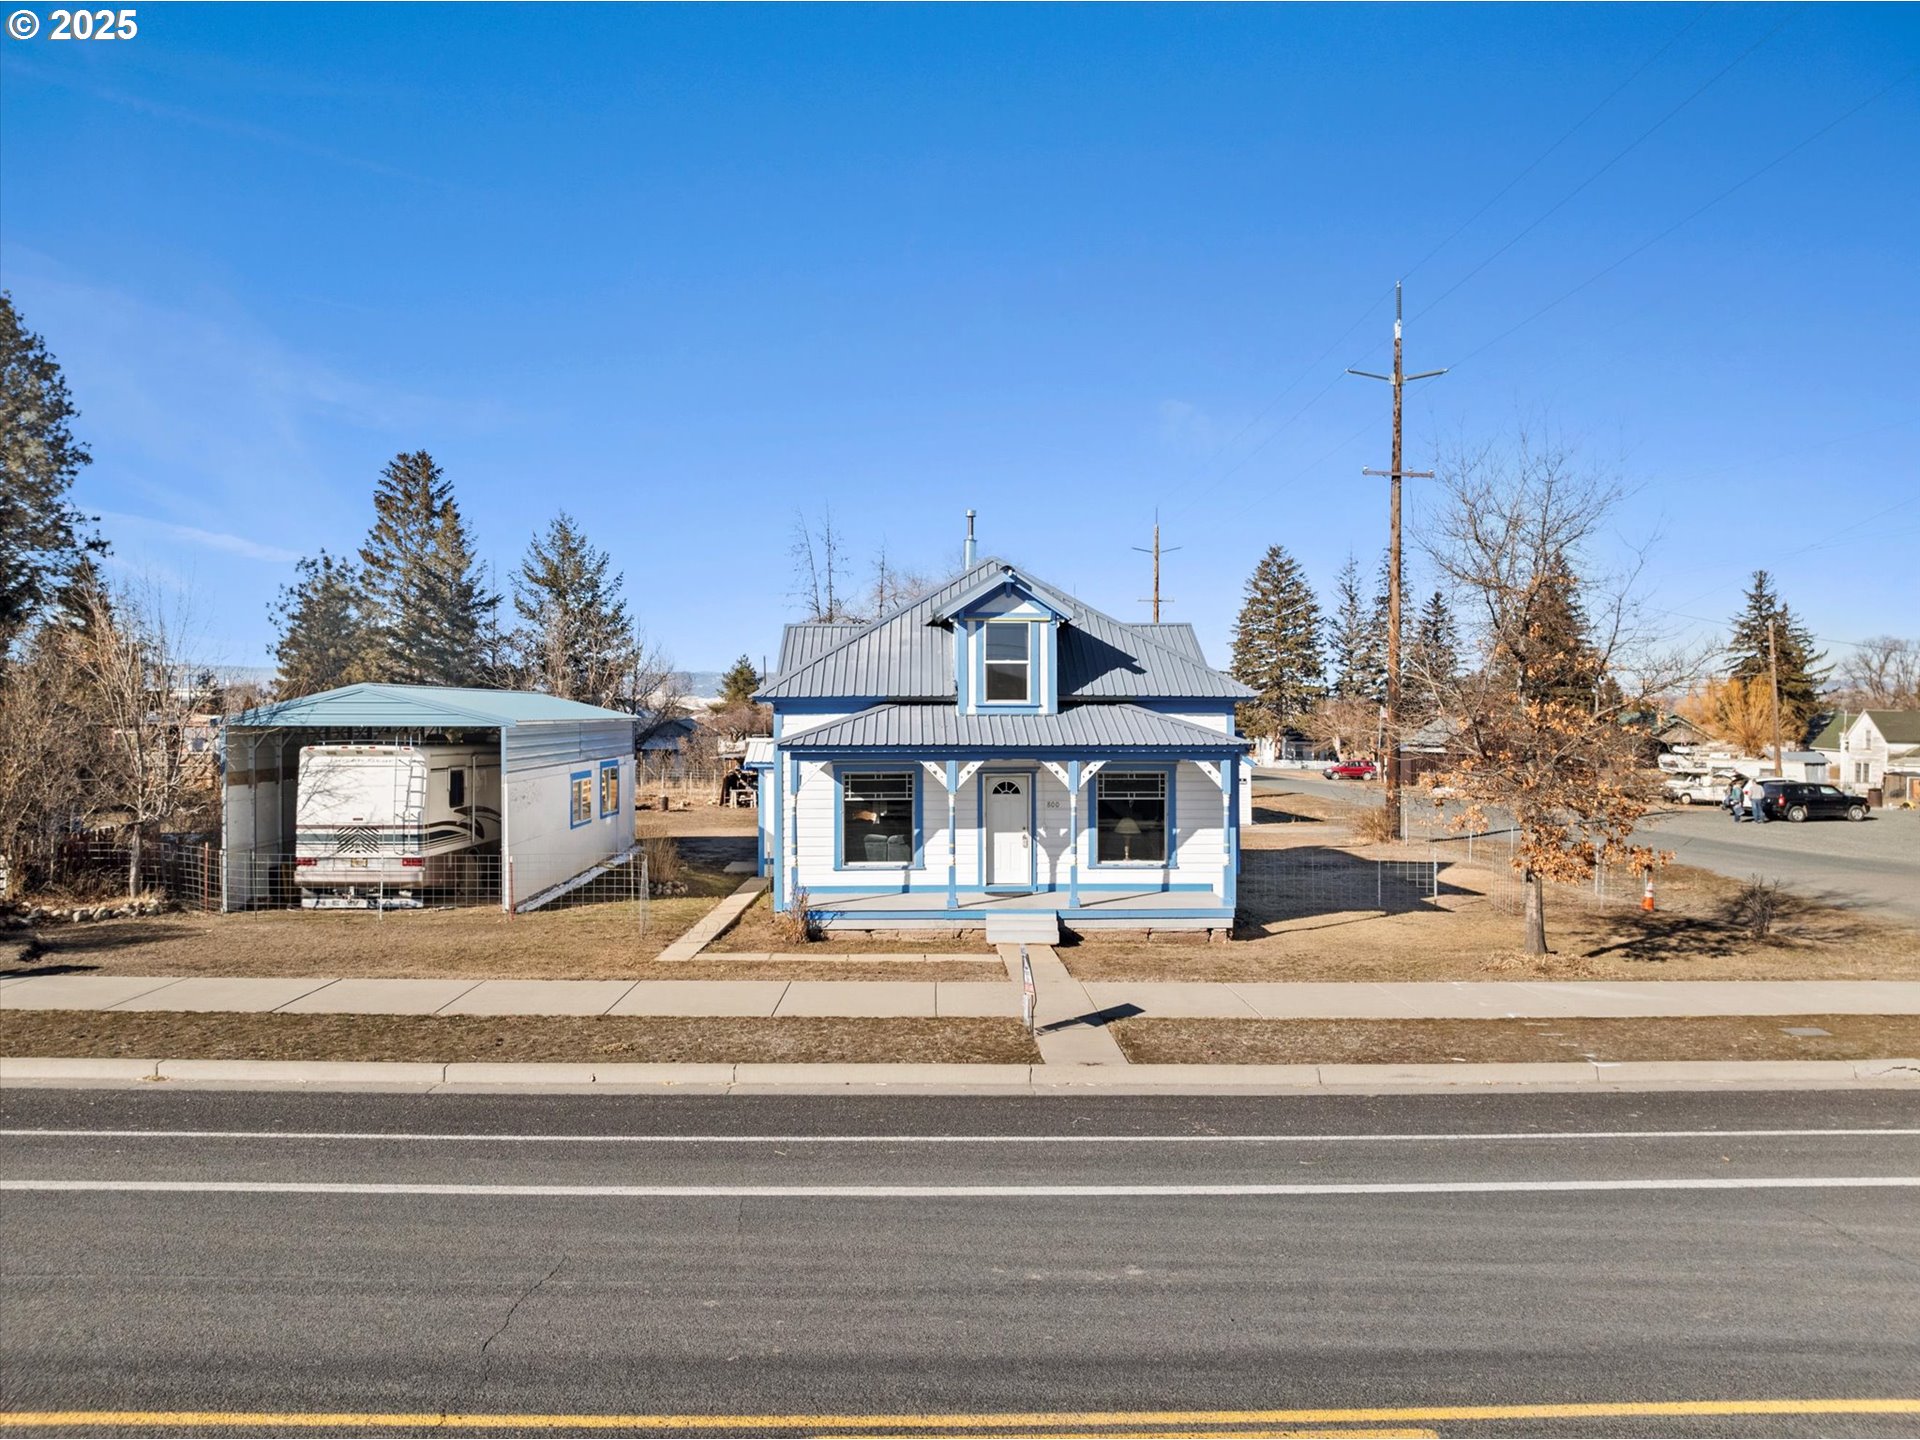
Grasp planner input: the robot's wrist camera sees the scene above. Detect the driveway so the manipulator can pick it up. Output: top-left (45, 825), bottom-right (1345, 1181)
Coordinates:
top-left (1636, 805), bottom-right (1920, 923)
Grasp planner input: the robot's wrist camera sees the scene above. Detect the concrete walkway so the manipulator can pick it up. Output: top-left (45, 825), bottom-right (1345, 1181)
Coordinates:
top-left (6, 972), bottom-right (1917, 1022)
top-left (654, 875), bottom-right (769, 961)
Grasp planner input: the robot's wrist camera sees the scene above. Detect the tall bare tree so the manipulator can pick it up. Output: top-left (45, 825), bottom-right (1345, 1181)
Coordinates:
top-left (1420, 429), bottom-right (1680, 954)
top-left (789, 507), bottom-right (856, 622)
top-left (1833, 635), bottom-right (1919, 710)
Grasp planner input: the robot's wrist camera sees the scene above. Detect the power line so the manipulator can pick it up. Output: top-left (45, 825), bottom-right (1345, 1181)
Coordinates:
top-left (1446, 63), bottom-right (1919, 371)
top-left (1413, 6), bottom-right (1803, 324)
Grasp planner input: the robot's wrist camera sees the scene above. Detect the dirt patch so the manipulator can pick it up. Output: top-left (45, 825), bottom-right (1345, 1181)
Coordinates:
top-left (1115, 1014), bottom-right (1920, 1065)
top-left (1, 1011), bottom-right (1038, 1065)
top-left (706, 892), bottom-right (997, 957)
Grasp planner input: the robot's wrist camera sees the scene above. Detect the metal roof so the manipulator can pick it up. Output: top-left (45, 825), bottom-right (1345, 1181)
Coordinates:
top-left (776, 622), bottom-right (866, 674)
top-left (230, 683), bottom-right (638, 731)
top-left (743, 737), bottom-right (776, 767)
top-left (779, 703), bottom-right (1248, 752)
top-left (758, 557), bottom-right (1252, 702)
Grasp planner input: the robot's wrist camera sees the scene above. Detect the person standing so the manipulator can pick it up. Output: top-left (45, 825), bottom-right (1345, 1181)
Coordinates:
top-left (1745, 774), bottom-right (1769, 824)
top-left (1727, 776), bottom-right (1747, 821)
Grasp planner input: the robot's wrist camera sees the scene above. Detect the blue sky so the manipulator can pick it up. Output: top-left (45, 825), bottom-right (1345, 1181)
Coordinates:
top-left (3, 3), bottom-right (1916, 678)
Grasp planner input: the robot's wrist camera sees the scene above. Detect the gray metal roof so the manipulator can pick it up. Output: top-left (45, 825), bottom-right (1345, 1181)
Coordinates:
top-left (780, 703), bottom-right (1248, 752)
top-left (230, 683), bottom-right (637, 731)
top-left (776, 622), bottom-right (866, 674)
top-left (759, 557), bottom-right (1252, 702)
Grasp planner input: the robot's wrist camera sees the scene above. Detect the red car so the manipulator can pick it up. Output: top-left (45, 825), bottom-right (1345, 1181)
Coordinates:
top-left (1322, 760), bottom-right (1378, 780)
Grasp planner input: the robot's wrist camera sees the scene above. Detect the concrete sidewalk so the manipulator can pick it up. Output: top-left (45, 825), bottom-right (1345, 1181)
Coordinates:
top-left (3, 1054), bottom-right (1915, 1093)
top-left (5, 971), bottom-right (1917, 1021)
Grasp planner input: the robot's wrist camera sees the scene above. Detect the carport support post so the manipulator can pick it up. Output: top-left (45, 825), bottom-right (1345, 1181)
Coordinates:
top-left (498, 728), bottom-right (511, 912)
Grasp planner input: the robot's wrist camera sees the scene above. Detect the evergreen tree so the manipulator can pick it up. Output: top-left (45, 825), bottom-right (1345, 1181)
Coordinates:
top-left (1325, 553), bottom-right (1386, 701)
top-left (1726, 570), bottom-right (1827, 728)
top-left (357, 451), bottom-right (496, 686)
top-left (1229, 544), bottom-right (1323, 737)
top-left (1494, 547), bottom-right (1605, 707)
top-left (271, 552), bottom-right (366, 697)
top-left (511, 510), bottom-right (637, 707)
top-left (1, 292), bottom-right (104, 652)
top-left (1406, 589), bottom-right (1459, 712)
top-left (719, 654), bottom-right (762, 706)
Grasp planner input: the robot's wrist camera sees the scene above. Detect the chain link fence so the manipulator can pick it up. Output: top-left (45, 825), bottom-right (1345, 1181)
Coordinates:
top-left (17, 838), bottom-right (652, 925)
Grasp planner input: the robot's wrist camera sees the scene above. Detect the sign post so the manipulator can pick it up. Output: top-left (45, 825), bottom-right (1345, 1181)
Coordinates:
top-left (1020, 944), bottom-right (1036, 1033)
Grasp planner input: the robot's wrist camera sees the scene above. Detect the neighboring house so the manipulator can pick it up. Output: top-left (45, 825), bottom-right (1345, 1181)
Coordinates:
top-left (1819, 710), bottom-right (1920, 803)
top-left (748, 557), bottom-right (1253, 939)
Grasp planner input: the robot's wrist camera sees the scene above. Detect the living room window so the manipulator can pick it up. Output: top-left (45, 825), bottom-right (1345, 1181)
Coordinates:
top-left (1096, 771), bottom-right (1168, 864)
top-left (842, 770), bottom-right (915, 866)
top-left (984, 621), bottom-right (1031, 703)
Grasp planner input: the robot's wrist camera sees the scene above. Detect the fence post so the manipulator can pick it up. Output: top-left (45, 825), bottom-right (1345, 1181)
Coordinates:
top-left (1376, 861), bottom-right (1383, 912)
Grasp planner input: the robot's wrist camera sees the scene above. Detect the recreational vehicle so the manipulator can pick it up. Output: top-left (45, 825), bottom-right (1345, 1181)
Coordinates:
top-left (294, 743), bottom-right (501, 907)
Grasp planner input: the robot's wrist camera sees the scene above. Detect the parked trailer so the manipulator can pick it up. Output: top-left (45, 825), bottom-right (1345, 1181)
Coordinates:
top-left (295, 744), bottom-right (502, 908)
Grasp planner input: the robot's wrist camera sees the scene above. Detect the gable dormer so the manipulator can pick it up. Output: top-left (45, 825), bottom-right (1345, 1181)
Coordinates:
top-left (934, 565), bottom-right (1074, 716)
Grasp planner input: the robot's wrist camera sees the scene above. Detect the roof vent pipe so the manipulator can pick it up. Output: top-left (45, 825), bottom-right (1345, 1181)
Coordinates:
top-left (964, 509), bottom-right (976, 568)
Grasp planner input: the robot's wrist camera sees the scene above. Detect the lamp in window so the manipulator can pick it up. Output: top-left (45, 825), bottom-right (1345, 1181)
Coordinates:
top-left (1113, 814), bottom-right (1142, 861)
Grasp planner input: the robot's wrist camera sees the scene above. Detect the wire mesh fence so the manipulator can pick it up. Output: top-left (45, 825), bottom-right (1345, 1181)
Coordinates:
top-left (17, 838), bottom-right (653, 926)
top-left (1237, 846), bottom-right (1439, 921)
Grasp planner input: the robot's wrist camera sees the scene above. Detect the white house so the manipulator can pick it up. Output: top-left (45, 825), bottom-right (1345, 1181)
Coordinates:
top-left (748, 557), bottom-right (1253, 940)
top-left (1817, 710), bottom-right (1920, 804)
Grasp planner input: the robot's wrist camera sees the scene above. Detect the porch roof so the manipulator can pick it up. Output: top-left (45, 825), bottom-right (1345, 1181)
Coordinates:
top-left (779, 702), bottom-right (1248, 753)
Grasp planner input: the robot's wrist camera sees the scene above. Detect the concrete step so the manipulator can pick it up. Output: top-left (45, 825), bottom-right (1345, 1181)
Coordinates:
top-left (984, 911), bottom-right (1061, 946)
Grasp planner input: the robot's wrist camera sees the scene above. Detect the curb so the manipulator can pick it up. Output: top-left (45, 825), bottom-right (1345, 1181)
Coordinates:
top-left (3, 1056), bottom-right (1917, 1094)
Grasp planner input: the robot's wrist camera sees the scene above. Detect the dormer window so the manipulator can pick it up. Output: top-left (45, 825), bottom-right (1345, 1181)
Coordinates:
top-left (984, 622), bottom-right (1030, 703)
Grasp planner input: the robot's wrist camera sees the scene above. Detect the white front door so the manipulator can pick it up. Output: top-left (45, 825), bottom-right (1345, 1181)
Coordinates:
top-left (985, 775), bottom-right (1030, 888)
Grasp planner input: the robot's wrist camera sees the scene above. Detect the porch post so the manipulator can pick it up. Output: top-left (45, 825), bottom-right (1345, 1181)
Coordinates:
top-left (1223, 753), bottom-right (1238, 909)
top-left (945, 760), bottom-right (959, 909)
top-left (1067, 759), bottom-right (1081, 910)
top-left (785, 753), bottom-right (801, 911)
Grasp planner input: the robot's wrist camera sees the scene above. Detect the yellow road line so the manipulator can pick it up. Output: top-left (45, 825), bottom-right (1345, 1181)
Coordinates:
top-left (1, 1400), bottom-right (1915, 1430)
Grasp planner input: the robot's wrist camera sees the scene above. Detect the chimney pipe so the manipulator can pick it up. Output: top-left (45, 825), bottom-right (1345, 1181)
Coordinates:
top-left (963, 509), bottom-right (976, 568)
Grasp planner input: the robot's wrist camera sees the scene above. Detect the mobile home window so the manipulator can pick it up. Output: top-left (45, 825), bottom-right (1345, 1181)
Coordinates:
top-left (842, 771), bottom-right (915, 866)
top-left (984, 621), bottom-right (1031, 703)
top-left (449, 769), bottom-right (466, 809)
top-left (1096, 771), bottom-right (1167, 864)
top-left (600, 761), bottom-right (620, 816)
top-left (569, 772), bottom-right (593, 828)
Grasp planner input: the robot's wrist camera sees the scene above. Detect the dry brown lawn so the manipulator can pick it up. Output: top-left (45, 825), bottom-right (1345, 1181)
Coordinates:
top-left (1116, 1013), bottom-right (1920, 1065)
top-left (2, 1010), bottom-right (1038, 1064)
top-left (706, 892), bottom-right (998, 957)
top-left (1059, 799), bottom-right (1920, 984)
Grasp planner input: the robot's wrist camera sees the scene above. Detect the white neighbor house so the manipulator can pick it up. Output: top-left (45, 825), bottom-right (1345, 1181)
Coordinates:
top-left (1817, 710), bottom-right (1920, 805)
top-left (748, 556), bottom-right (1253, 939)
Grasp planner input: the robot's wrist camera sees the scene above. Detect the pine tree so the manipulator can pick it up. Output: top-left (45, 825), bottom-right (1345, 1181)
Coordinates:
top-left (1, 292), bottom-right (105, 653)
top-left (357, 451), bottom-right (496, 686)
top-left (719, 654), bottom-right (762, 706)
top-left (1726, 570), bottom-right (1827, 729)
top-left (1494, 547), bottom-right (1605, 707)
top-left (1405, 589), bottom-right (1459, 713)
top-left (1325, 553), bottom-right (1386, 701)
top-left (1229, 544), bottom-right (1323, 737)
top-left (271, 552), bottom-right (366, 697)
top-left (510, 510), bottom-right (638, 707)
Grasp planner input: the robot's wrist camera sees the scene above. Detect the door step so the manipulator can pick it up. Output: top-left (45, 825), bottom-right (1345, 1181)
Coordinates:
top-left (983, 911), bottom-right (1061, 946)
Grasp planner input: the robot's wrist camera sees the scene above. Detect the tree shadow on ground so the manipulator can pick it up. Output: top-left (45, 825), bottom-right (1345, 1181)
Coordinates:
top-left (1580, 888), bottom-right (1877, 964)
top-left (1236, 845), bottom-right (1439, 926)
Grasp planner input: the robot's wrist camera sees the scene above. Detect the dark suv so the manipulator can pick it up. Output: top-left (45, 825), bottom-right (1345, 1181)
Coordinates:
top-left (1756, 781), bottom-right (1870, 823)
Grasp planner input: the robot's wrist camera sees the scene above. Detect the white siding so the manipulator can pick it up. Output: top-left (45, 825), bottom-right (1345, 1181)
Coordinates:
top-left (505, 753), bottom-right (633, 905)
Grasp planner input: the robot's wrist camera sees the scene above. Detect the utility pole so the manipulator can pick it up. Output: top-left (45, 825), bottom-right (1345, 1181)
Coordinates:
top-left (1768, 619), bottom-right (1786, 777)
top-left (1349, 283), bottom-right (1447, 840)
top-left (1133, 515), bottom-right (1181, 623)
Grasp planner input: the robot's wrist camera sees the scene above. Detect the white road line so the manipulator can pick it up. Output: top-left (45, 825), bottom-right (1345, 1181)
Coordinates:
top-left (3, 1127), bottom-right (1918, 1145)
top-left (4, 1176), bottom-right (1917, 1198)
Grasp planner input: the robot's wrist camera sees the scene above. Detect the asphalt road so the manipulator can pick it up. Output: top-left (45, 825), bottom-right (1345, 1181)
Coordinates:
top-left (4, 1088), bottom-right (1919, 1437)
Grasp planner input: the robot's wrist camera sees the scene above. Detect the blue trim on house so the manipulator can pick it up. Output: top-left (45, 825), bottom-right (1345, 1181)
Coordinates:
top-left (598, 759), bottom-right (620, 818)
top-left (970, 618), bottom-right (1049, 717)
top-left (786, 743), bottom-right (1243, 760)
top-left (802, 882), bottom-right (1220, 897)
top-left (1223, 754), bottom-right (1240, 910)
top-left (831, 763), bottom-right (924, 876)
top-left (975, 767), bottom-right (1038, 892)
top-left (1086, 761), bottom-right (1178, 871)
top-left (944, 760), bottom-right (960, 908)
top-left (1066, 759), bottom-right (1082, 909)
top-left (768, 762), bottom-right (782, 890)
top-left (567, 769), bottom-right (592, 829)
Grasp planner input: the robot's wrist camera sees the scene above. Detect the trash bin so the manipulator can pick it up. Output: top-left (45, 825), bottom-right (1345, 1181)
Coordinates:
top-left (1868, 787), bottom-right (1884, 808)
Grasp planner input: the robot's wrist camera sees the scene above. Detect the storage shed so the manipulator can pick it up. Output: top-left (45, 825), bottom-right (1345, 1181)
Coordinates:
top-left (221, 684), bottom-right (636, 912)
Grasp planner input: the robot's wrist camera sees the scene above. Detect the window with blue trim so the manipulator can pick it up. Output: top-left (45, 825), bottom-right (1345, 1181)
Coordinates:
top-left (983, 621), bottom-right (1030, 703)
top-left (1096, 772), bottom-right (1167, 864)
top-left (599, 761), bottom-right (620, 817)
top-left (568, 771), bottom-right (593, 828)
top-left (842, 771), bottom-right (915, 866)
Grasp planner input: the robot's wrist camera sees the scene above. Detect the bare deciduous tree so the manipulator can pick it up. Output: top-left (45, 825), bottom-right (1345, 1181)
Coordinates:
top-left (1420, 428), bottom-right (1687, 954)
top-left (1832, 635), bottom-right (1919, 711)
top-left (0, 622), bottom-right (99, 896)
top-left (789, 507), bottom-right (855, 622)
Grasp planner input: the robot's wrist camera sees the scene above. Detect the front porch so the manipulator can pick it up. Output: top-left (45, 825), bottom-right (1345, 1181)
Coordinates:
top-left (810, 884), bottom-right (1233, 932)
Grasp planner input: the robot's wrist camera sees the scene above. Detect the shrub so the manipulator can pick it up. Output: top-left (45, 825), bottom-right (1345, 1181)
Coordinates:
top-left (1729, 874), bottom-right (1782, 940)
top-left (1351, 806), bottom-right (1401, 844)
top-left (773, 886), bottom-right (822, 946)
top-left (641, 834), bottom-right (684, 890)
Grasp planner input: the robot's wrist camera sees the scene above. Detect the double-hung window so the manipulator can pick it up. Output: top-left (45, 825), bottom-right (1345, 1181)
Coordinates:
top-left (600, 761), bottom-right (620, 817)
top-left (569, 772), bottom-right (594, 827)
top-left (1096, 771), bottom-right (1168, 864)
top-left (842, 771), bottom-right (915, 866)
top-left (984, 621), bottom-right (1031, 703)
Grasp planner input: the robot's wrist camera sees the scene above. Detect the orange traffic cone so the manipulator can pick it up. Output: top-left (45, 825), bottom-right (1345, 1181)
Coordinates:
top-left (1641, 877), bottom-right (1656, 912)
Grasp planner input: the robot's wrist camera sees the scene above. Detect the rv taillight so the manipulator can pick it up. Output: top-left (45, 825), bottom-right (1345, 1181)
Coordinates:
top-left (400, 857), bottom-right (425, 867)
top-left (294, 857), bottom-right (317, 867)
